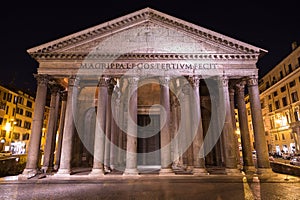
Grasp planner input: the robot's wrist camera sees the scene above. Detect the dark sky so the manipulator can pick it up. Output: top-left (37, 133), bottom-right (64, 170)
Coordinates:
top-left (1, 1), bottom-right (299, 94)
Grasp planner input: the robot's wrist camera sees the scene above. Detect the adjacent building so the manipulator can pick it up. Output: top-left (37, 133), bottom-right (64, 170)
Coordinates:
top-left (0, 84), bottom-right (49, 155)
top-left (246, 42), bottom-right (300, 155)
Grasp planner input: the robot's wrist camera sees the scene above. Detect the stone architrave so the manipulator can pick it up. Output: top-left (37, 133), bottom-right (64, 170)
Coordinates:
top-left (21, 74), bottom-right (49, 177)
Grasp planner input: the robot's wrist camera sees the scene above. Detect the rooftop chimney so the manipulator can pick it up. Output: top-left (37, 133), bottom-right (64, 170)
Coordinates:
top-left (292, 41), bottom-right (298, 50)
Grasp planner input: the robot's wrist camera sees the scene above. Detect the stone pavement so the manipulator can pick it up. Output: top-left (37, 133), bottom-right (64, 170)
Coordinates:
top-left (0, 171), bottom-right (299, 200)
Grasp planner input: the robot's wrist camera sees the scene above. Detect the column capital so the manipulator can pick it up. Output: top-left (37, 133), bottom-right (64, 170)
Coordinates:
top-left (188, 76), bottom-right (200, 88)
top-left (98, 76), bottom-right (110, 87)
top-left (247, 76), bottom-right (258, 86)
top-left (219, 76), bottom-right (229, 88)
top-left (68, 76), bottom-right (80, 87)
top-left (60, 91), bottom-right (68, 101)
top-left (48, 84), bottom-right (62, 94)
top-left (159, 76), bottom-right (170, 86)
top-left (127, 76), bottom-right (139, 86)
top-left (34, 74), bottom-right (50, 86)
top-left (235, 81), bottom-right (246, 93)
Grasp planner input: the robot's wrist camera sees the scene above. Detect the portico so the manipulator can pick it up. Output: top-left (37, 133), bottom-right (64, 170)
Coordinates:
top-left (20, 8), bottom-right (272, 179)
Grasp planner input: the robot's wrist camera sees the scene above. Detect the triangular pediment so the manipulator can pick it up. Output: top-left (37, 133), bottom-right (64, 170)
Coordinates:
top-left (27, 7), bottom-right (267, 58)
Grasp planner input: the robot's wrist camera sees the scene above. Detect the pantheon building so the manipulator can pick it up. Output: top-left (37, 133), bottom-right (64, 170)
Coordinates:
top-left (20, 8), bottom-right (272, 179)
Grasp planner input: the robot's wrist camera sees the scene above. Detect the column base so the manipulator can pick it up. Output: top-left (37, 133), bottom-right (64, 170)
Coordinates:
top-left (225, 168), bottom-right (241, 175)
top-left (159, 168), bottom-right (175, 176)
top-left (123, 168), bottom-right (139, 176)
top-left (193, 168), bottom-right (209, 176)
top-left (18, 168), bottom-right (38, 180)
top-left (89, 168), bottom-right (105, 176)
top-left (243, 166), bottom-right (256, 174)
top-left (54, 168), bottom-right (71, 177)
top-left (256, 168), bottom-right (274, 175)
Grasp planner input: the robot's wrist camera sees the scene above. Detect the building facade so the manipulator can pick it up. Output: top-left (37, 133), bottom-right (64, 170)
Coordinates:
top-left (20, 8), bottom-right (272, 178)
top-left (247, 43), bottom-right (300, 156)
top-left (0, 85), bottom-right (49, 155)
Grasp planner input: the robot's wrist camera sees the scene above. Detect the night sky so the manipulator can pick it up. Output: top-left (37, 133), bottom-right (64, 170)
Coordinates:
top-left (1, 1), bottom-right (299, 94)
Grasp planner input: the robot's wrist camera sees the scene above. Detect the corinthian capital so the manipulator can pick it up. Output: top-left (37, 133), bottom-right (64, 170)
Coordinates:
top-left (219, 76), bottom-right (229, 88)
top-left (34, 74), bottom-right (49, 86)
top-left (127, 76), bottom-right (139, 86)
top-left (235, 81), bottom-right (246, 93)
top-left (247, 76), bottom-right (258, 86)
top-left (188, 76), bottom-right (200, 88)
top-left (68, 76), bottom-right (80, 87)
top-left (159, 76), bottom-right (170, 86)
top-left (98, 76), bottom-right (110, 87)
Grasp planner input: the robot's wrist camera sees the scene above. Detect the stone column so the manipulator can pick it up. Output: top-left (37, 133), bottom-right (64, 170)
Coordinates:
top-left (104, 79), bottom-right (114, 172)
top-left (229, 87), bottom-right (241, 168)
top-left (56, 76), bottom-right (79, 176)
top-left (235, 81), bottom-right (256, 173)
top-left (21, 74), bottom-right (49, 177)
top-left (54, 91), bottom-right (67, 170)
top-left (110, 82), bottom-right (118, 170)
top-left (247, 76), bottom-right (272, 174)
top-left (181, 83), bottom-right (194, 171)
top-left (90, 77), bottom-right (109, 176)
top-left (190, 76), bottom-right (208, 175)
top-left (220, 76), bottom-right (239, 174)
top-left (42, 84), bottom-right (60, 173)
top-left (124, 77), bottom-right (139, 175)
top-left (159, 77), bottom-right (174, 175)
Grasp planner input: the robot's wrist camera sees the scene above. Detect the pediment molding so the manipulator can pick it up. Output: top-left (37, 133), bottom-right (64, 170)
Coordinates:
top-left (31, 52), bottom-right (259, 61)
top-left (27, 7), bottom-right (267, 56)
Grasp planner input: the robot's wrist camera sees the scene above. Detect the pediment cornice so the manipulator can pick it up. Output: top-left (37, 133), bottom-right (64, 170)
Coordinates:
top-left (27, 7), bottom-right (267, 56)
top-left (31, 52), bottom-right (259, 61)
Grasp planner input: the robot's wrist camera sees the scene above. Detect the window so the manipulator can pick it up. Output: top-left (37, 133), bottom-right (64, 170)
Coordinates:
top-left (22, 133), bottom-right (30, 140)
top-left (13, 132), bottom-right (20, 140)
top-left (269, 104), bottom-right (273, 112)
top-left (298, 57), bottom-right (300, 67)
top-left (272, 76), bottom-right (277, 84)
top-left (18, 97), bottom-right (24, 104)
top-left (280, 71), bottom-right (284, 79)
top-left (15, 119), bottom-right (22, 127)
top-left (291, 92), bottom-right (298, 103)
top-left (273, 91), bottom-right (278, 97)
top-left (0, 117), bottom-right (3, 125)
top-left (288, 64), bottom-right (292, 73)
top-left (280, 86), bottom-right (286, 92)
top-left (24, 121), bottom-right (31, 129)
top-left (282, 133), bottom-right (285, 140)
top-left (289, 80), bottom-right (296, 87)
top-left (16, 108), bottom-right (24, 115)
top-left (275, 100), bottom-right (280, 109)
top-left (25, 111), bottom-right (32, 118)
top-left (266, 81), bottom-right (270, 89)
top-left (6, 106), bottom-right (9, 114)
top-left (7, 93), bottom-right (12, 102)
top-left (275, 134), bottom-right (278, 141)
top-left (295, 107), bottom-right (300, 121)
top-left (282, 97), bottom-right (288, 106)
top-left (3, 92), bottom-right (6, 100)
top-left (26, 100), bottom-right (32, 108)
top-left (268, 95), bottom-right (272, 100)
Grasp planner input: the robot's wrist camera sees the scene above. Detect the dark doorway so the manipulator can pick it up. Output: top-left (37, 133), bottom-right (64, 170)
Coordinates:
top-left (137, 114), bottom-right (160, 165)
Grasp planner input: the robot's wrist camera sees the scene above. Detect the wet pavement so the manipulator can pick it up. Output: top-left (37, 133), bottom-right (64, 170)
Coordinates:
top-left (0, 173), bottom-right (300, 200)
